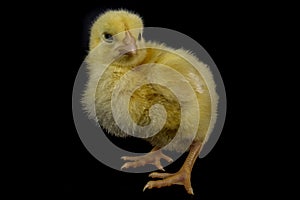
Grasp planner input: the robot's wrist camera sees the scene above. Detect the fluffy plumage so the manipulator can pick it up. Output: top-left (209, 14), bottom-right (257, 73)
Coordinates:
top-left (82, 9), bottom-right (218, 194)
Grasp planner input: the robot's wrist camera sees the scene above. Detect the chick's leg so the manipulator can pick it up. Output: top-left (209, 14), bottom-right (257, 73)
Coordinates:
top-left (144, 141), bottom-right (202, 195)
top-left (121, 146), bottom-right (173, 171)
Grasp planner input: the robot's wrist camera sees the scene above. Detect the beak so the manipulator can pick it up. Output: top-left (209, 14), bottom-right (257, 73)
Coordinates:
top-left (118, 31), bottom-right (137, 56)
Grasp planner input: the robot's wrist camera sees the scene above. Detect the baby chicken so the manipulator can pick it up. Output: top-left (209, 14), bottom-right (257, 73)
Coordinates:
top-left (82, 10), bottom-right (218, 195)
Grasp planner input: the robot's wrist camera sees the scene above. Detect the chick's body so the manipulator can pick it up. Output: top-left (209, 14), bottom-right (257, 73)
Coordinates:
top-left (82, 10), bottom-right (218, 195)
top-left (89, 44), bottom-right (215, 152)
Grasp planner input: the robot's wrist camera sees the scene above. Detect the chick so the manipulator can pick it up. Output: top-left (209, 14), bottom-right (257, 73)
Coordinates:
top-left (82, 10), bottom-right (218, 195)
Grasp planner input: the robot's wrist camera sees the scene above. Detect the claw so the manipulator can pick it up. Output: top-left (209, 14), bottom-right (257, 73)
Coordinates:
top-left (120, 163), bottom-right (128, 170)
top-left (121, 156), bottom-right (127, 161)
top-left (143, 183), bottom-right (150, 192)
top-left (155, 160), bottom-right (165, 171)
top-left (159, 167), bottom-right (165, 171)
top-left (189, 188), bottom-right (194, 195)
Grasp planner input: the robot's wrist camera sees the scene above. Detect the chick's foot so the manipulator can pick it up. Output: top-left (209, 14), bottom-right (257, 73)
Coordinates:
top-left (143, 141), bottom-right (203, 195)
top-left (144, 169), bottom-right (194, 195)
top-left (121, 148), bottom-right (173, 171)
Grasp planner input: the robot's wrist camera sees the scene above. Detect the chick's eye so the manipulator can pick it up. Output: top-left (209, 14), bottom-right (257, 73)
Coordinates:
top-left (102, 32), bottom-right (114, 43)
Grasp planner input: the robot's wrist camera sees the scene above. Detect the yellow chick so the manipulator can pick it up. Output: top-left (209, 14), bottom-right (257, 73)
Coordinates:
top-left (82, 9), bottom-right (218, 195)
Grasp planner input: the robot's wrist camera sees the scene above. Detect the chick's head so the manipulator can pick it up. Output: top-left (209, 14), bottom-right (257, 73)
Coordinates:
top-left (89, 10), bottom-right (146, 67)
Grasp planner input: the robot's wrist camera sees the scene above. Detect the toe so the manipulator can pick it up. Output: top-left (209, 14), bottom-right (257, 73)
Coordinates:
top-left (146, 170), bottom-right (194, 194)
top-left (154, 160), bottom-right (165, 171)
top-left (186, 187), bottom-right (194, 195)
top-left (121, 156), bottom-right (139, 161)
top-left (121, 161), bottom-right (145, 170)
top-left (149, 172), bottom-right (173, 179)
top-left (149, 179), bottom-right (172, 188)
top-left (121, 163), bottom-right (129, 170)
top-left (161, 154), bottom-right (174, 163)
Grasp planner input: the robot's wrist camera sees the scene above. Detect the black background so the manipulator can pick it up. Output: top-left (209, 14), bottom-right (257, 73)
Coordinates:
top-left (54, 1), bottom-right (251, 199)
top-left (4, 0), bottom-right (295, 198)
top-left (10, 1), bottom-right (275, 199)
